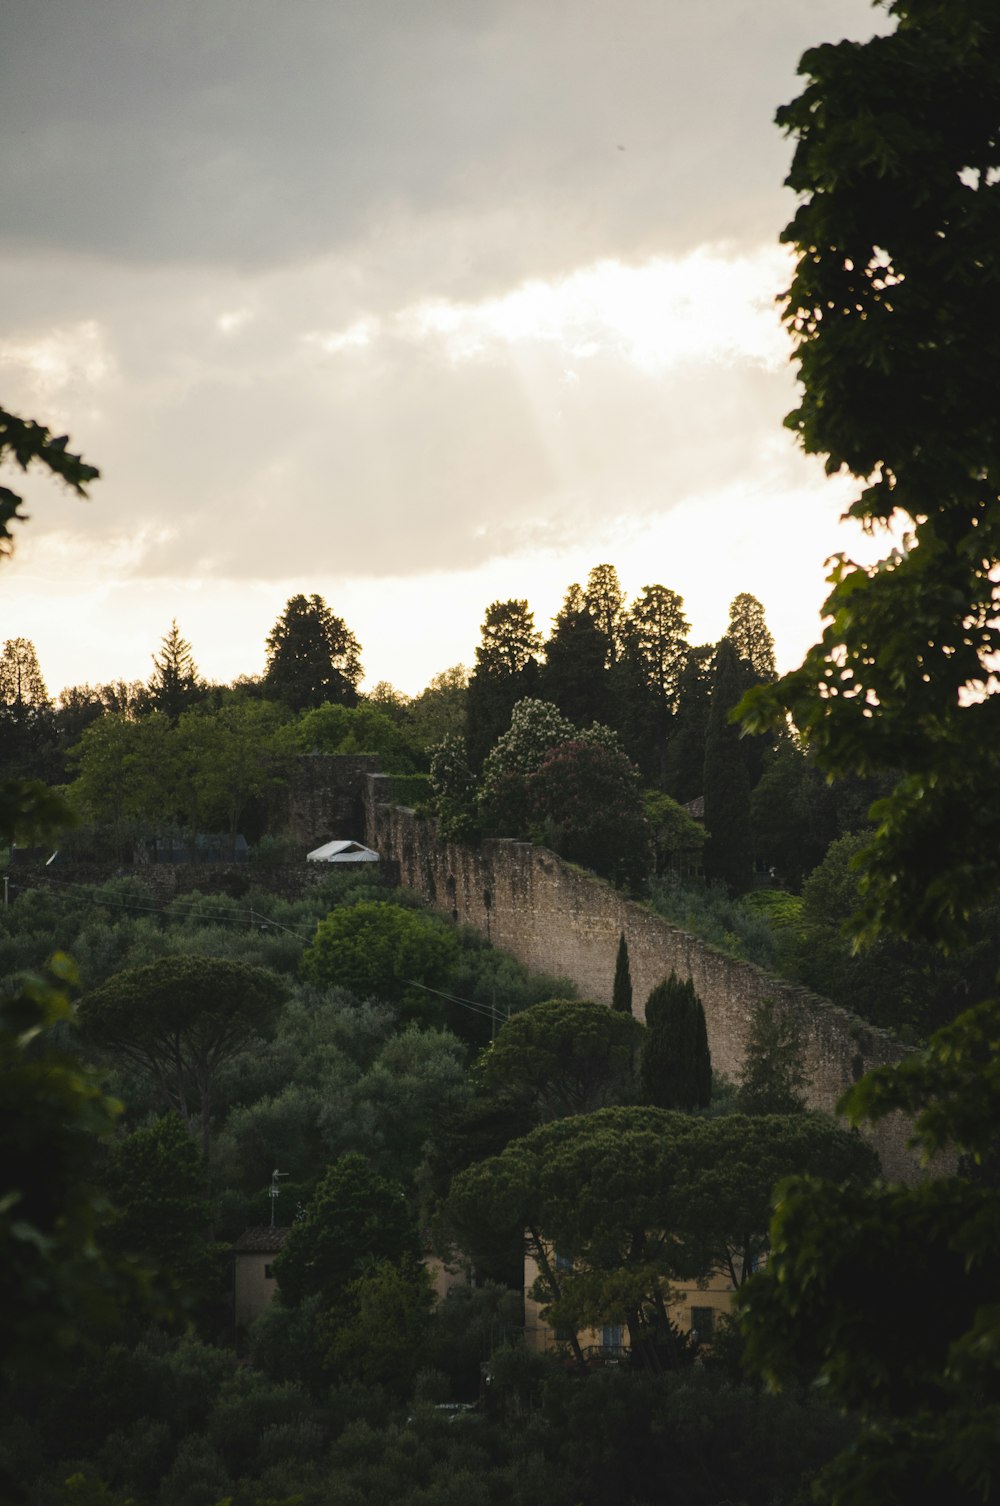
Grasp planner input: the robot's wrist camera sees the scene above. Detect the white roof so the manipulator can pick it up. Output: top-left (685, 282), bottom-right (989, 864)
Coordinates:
top-left (306, 839), bottom-right (380, 863)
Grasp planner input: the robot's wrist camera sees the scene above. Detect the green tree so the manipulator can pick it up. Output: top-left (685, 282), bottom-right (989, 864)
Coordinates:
top-left (477, 697), bottom-right (575, 836)
top-left (0, 637), bottom-right (57, 783)
top-left (322, 1258), bottom-right (436, 1394)
top-left (725, 593), bottom-right (776, 681)
top-left (612, 933), bottom-right (633, 1016)
top-left (642, 790), bottom-right (706, 877)
top-left (448, 1106), bottom-right (876, 1379)
top-left (663, 644), bottom-right (714, 803)
top-left (703, 638), bottom-right (754, 894)
top-left (739, 1004), bottom-right (1000, 1506)
top-left (407, 664), bottom-right (468, 752)
top-left (147, 620), bottom-right (204, 723)
top-left (0, 410), bottom-right (97, 849)
top-left (736, 997), bottom-right (808, 1116)
top-left (541, 593), bottom-right (613, 727)
top-left (732, 7), bottom-right (1000, 1502)
top-left (300, 899), bottom-right (459, 1012)
top-left (474, 998), bottom-right (645, 1122)
top-left (0, 636), bottom-right (49, 712)
top-left (738, 1), bottom-right (1000, 949)
top-left (0, 957), bottom-right (135, 1394)
top-left (273, 1151), bottom-right (420, 1309)
top-left (749, 744), bottom-right (840, 889)
top-left (78, 956), bottom-right (286, 1152)
top-left (640, 972), bottom-right (711, 1111)
top-left (465, 599), bottom-right (542, 768)
top-left (444, 1106), bottom-right (694, 1369)
top-left (428, 733), bottom-right (479, 841)
top-left (668, 1111), bottom-right (878, 1290)
top-left (284, 700), bottom-right (418, 772)
top-left (627, 584), bottom-right (690, 713)
top-left (583, 563), bottom-right (628, 666)
top-left (53, 682), bottom-right (106, 747)
top-left (66, 711), bottom-right (176, 857)
top-left (175, 698), bottom-right (291, 839)
top-left (98, 1114), bottom-right (215, 1303)
top-left (527, 738), bottom-right (651, 889)
top-left (263, 593), bottom-right (362, 712)
top-left (364, 679), bottom-right (411, 722)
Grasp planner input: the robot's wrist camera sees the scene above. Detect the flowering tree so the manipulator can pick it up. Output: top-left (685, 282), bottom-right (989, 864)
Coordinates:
top-left (528, 739), bottom-right (650, 889)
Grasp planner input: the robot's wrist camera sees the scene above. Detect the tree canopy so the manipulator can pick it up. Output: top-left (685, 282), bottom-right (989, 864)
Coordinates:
top-left (0, 957), bottom-right (134, 1390)
top-left (734, 7), bottom-right (1000, 1502)
top-left (474, 999), bottom-right (644, 1123)
top-left (78, 956), bottom-right (287, 1152)
top-left (738, 0), bottom-right (1000, 947)
top-left (300, 899), bottom-right (459, 1013)
top-left (264, 594), bottom-right (362, 712)
top-left (0, 636), bottom-right (50, 712)
top-left (725, 593), bottom-right (776, 681)
top-left (148, 621), bottom-right (204, 723)
top-left (446, 1106), bottom-right (874, 1371)
top-left (273, 1151), bottom-right (419, 1311)
top-left (640, 972), bottom-right (711, 1112)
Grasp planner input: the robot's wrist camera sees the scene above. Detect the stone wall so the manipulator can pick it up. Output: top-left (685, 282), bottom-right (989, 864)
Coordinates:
top-left (365, 775), bottom-right (918, 1180)
top-left (282, 754), bottom-right (383, 847)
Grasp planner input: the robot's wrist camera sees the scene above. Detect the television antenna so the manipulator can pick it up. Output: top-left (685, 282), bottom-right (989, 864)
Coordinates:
top-left (269, 1168), bottom-right (289, 1227)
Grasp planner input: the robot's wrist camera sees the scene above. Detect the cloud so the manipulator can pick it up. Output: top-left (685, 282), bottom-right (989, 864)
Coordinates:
top-left (1, 0), bottom-right (884, 287)
top-left (0, 242), bottom-right (802, 583)
top-left (0, 0), bottom-right (892, 696)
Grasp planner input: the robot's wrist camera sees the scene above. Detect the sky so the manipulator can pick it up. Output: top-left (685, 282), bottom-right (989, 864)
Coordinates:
top-left (0, 0), bottom-right (892, 700)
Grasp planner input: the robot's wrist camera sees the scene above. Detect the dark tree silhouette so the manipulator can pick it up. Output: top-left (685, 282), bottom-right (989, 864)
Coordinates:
top-left (264, 593), bottom-right (362, 712)
top-left (640, 971), bottom-right (711, 1111)
top-left (612, 932), bottom-right (633, 1015)
top-left (541, 592), bottom-right (612, 726)
top-left (725, 593), bottom-right (776, 681)
top-left (148, 620), bottom-right (203, 722)
top-left (465, 599), bottom-right (541, 768)
top-left (703, 638), bottom-right (754, 894)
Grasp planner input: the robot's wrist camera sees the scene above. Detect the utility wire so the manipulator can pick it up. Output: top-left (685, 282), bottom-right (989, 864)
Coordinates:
top-left (8, 878), bottom-right (510, 1021)
top-left (6, 874), bottom-right (315, 939)
top-left (402, 977), bottom-right (508, 1023)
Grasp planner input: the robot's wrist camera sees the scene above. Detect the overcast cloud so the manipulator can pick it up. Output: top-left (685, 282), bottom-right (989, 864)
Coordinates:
top-left (0, 0), bottom-right (887, 693)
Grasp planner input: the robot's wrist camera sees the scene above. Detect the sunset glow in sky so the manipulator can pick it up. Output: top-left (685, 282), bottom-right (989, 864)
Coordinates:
top-left (1, 0), bottom-right (891, 698)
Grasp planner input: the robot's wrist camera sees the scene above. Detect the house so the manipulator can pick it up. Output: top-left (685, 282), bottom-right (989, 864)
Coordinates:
top-left (523, 1249), bottom-right (735, 1362)
top-left (232, 1225), bottom-right (289, 1333)
top-left (233, 1225), bottom-right (472, 1335)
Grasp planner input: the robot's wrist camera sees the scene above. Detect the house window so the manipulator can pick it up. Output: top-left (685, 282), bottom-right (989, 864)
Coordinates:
top-left (264, 1264), bottom-right (275, 1280)
top-left (601, 1325), bottom-right (625, 1350)
top-left (690, 1306), bottom-right (714, 1342)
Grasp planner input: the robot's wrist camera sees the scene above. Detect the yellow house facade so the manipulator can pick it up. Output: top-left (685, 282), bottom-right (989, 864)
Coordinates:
top-left (523, 1250), bottom-right (736, 1361)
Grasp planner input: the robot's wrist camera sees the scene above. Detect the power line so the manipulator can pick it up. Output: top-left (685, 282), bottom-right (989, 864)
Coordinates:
top-left (4, 873), bottom-right (315, 939)
top-left (402, 977), bottom-right (508, 1024)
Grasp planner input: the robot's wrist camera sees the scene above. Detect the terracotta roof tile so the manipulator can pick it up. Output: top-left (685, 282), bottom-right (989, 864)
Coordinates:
top-left (232, 1226), bottom-right (290, 1253)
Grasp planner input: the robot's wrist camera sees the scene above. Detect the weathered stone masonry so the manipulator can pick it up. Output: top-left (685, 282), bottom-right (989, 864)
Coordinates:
top-left (365, 773), bottom-right (918, 1180)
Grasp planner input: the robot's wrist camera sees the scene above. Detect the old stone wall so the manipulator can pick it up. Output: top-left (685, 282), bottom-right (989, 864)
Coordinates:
top-left (365, 775), bottom-right (917, 1180)
top-left (282, 754), bottom-right (383, 847)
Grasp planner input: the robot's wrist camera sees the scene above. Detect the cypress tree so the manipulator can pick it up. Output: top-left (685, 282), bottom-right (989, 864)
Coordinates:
top-left (612, 932), bottom-right (633, 1015)
top-left (702, 637), bottom-right (754, 894)
top-left (640, 971), bottom-right (711, 1110)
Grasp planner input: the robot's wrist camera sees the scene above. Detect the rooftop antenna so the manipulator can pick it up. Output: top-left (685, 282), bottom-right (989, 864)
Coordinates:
top-left (269, 1168), bottom-right (289, 1227)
